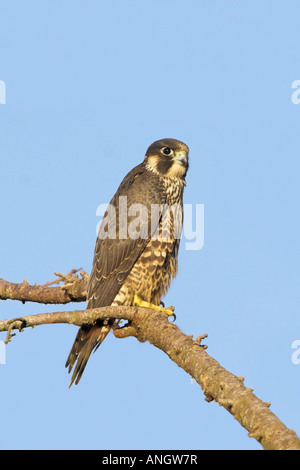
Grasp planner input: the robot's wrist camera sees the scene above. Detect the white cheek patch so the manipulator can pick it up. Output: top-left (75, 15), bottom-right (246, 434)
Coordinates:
top-left (166, 161), bottom-right (186, 178)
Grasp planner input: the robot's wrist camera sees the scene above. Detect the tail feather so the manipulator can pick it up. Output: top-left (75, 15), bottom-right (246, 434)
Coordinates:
top-left (66, 322), bottom-right (111, 387)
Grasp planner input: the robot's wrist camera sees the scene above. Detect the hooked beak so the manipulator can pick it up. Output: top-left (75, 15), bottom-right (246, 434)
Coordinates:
top-left (173, 150), bottom-right (188, 167)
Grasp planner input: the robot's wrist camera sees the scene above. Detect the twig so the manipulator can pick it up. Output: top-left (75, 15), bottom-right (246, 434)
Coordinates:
top-left (0, 306), bottom-right (299, 450)
top-left (41, 268), bottom-right (82, 288)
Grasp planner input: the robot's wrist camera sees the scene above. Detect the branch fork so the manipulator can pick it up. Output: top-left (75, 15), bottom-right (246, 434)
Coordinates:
top-left (0, 271), bottom-right (299, 450)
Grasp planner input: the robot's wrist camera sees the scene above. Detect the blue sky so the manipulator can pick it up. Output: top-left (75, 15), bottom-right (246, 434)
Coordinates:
top-left (1, 1), bottom-right (299, 450)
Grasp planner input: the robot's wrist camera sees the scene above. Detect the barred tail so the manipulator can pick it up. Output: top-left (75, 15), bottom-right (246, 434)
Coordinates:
top-left (65, 322), bottom-right (111, 387)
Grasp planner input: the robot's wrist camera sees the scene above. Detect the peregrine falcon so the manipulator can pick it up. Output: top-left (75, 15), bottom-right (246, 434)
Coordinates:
top-left (66, 138), bottom-right (189, 386)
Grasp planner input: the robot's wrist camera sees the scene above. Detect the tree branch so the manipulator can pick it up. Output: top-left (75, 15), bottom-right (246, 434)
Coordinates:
top-left (0, 305), bottom-right (299, 450)
top-left (0, 270), bottom-right (88, 304)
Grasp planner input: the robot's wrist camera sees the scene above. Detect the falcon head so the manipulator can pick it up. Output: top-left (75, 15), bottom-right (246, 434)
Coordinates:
top-left (144, 138), bottom-right (189, 180)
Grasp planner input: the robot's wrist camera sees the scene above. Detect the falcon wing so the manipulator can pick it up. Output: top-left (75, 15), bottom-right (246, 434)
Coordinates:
top-left (87, 163), bottom-right (165, 308)
top-left (66, 163), bottom-right (165, 386)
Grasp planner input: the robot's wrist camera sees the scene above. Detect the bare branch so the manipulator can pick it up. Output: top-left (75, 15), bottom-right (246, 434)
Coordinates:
top-left (0, 270), bottom-right (88, 304)
top-left (0, 305), bottom-right (299, 450)
top-left (0, 306), bottom-right (134, 339)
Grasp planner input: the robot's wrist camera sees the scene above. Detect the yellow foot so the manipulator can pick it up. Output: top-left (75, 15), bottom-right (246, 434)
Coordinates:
top-left (133, 294), bottom-right (176, 320)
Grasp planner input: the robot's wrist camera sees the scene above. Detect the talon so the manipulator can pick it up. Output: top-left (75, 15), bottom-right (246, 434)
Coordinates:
top-left (160, 300), bottom-right (165, 308)
top-left (133, 294), bottom-right (176, 319)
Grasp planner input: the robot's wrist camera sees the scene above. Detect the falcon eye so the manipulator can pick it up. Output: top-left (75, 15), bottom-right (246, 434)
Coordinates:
top-left (162, 147), bottom-right (172, 156)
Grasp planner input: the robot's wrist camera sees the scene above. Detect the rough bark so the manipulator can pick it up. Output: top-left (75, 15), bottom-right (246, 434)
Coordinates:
top-left (0, 271), bottom-right (88, 304)
top-left (0, 274), bottom-right (299, 450)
